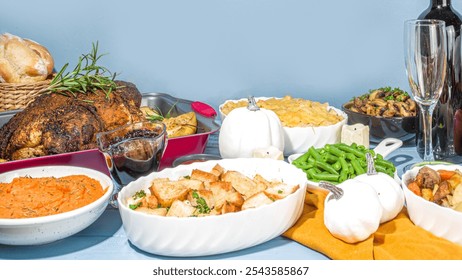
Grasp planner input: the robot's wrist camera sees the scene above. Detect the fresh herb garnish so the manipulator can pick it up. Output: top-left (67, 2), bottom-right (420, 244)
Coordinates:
top-left (145, 112), bottom-right (164, 122)
top-left (132, 190), bottom-right (146, 200)
top-left (192, 191), bottom-right (210, 214)
top-left (384, 95), bottom-right (394, 101)
top-left (129, 202), bottom-right (142, 210)
top-left (354, 87), bottom-right (409, 101)
top-left (396, 93), bottom-right (408, 102)
top-left (376, 86), bottom-right (392, 93)
top-left (145, 102), bottom-right (178, 122)
top-left (48, 42), bottom-right (118, 98)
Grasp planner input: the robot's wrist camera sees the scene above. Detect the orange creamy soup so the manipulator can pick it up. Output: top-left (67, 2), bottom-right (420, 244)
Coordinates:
top-left (0, 175), bottom-right (106, 218)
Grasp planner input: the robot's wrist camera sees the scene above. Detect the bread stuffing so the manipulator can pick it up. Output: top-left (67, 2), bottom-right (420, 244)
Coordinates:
top-left (125, 164), bottom-right (300, 217)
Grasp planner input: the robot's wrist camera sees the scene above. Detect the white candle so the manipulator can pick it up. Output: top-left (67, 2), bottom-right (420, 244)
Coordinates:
top-left (341, 123), bottom-right (370, 148)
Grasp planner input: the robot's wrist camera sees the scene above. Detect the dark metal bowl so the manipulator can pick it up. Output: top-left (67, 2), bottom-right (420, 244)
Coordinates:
top-left (342, 101), bottom-right (417, 144)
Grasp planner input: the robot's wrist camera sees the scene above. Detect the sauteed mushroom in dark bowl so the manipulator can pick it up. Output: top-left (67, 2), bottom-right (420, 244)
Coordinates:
top-left (342, 87), bottom-right (418, 143)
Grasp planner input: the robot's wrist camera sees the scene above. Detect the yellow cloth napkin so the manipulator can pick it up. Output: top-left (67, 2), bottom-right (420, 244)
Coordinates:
top-left (283, 189), bottom-right (462, 260)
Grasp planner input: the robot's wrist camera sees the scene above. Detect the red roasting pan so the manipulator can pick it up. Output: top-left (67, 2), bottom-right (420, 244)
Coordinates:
top-left (0, 93), bottom-right (220, 175)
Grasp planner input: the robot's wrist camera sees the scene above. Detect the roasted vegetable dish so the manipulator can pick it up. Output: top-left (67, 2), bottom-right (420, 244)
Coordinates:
top-left (348, 87), bottom-right (417, 118)
top-left (140, 106), bottom-right (197, 138)
top-left (407, 167), bottom-right (462, 212)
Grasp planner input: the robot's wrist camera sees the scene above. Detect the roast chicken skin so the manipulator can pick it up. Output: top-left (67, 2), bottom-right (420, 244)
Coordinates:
top-left (0, 81), bottom-right (144, 161)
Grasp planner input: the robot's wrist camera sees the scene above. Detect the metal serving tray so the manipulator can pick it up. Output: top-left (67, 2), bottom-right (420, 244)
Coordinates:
top-left (141, 92), bottom-right (220, 168)
top-left (0, 93), bottom-right (220, 174)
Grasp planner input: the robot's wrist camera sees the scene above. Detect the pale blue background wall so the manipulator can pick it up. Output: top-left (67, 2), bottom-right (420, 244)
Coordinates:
top-left (0, 0), bottom-right (454, 110)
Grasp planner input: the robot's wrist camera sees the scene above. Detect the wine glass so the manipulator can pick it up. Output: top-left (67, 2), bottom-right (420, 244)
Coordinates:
top-left (404, 19), bottom-right (447, 162)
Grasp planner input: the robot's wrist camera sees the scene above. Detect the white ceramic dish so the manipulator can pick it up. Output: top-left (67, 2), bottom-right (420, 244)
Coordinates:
top-left (219, 97), bottom-right (348, 156)
top-left (117, 158), bottom-right (307, 257)
top-left (0, 166), bottom-right (113, 245)
top-left (401, 164), bottom-right (462, 246)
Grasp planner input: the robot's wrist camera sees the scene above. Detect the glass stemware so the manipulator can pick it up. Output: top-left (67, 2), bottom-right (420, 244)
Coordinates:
top-left (404, 19), bottom-right (447, 162)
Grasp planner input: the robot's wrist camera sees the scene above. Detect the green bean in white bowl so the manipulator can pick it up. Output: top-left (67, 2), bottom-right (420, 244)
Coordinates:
top-left (288, 138), bottom-right (402, 188)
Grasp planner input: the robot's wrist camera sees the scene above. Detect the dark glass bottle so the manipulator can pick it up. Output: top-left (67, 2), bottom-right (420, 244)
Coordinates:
top-left (417, 0), bottom-right (462, 162)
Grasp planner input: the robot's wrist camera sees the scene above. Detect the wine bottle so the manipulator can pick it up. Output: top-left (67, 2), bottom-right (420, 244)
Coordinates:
top-left (416, 0), bottom-right (462, 161)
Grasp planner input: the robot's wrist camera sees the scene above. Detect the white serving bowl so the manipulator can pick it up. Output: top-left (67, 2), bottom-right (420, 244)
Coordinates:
top-left (219, 97), bottom-right (347, 156)
top-left (0, 165), bottom-right (113, 245)
top-left (401, 164), bottom-right (462, 246)
top-left (117, 158), bottom-right (307, 257)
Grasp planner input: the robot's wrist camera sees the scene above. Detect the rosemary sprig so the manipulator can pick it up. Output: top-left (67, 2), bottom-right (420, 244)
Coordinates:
top-left (48, 42), bottom-right (118, 98)
top-left (145, 103), bottom-right (178, 121)
top-left (145, 112), bottom-right (164, 122)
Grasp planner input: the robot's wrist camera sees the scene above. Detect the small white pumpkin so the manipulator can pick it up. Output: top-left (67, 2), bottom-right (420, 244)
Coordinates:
top-left (252, 145), bottom-right (284, 160)
top-left (219, 96), bottom-right (284, 158)
top-left (321, 180), bottom-right (383, 243)
top-left (354, 153), bottom-right (404, 223)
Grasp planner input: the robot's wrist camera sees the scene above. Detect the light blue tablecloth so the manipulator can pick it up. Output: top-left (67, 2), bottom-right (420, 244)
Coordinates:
top-left (0, 133), bottom-right (421, 260)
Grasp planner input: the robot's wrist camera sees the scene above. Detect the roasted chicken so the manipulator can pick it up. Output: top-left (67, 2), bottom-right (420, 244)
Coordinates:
top-left (0, 81), bottom-right (144, 161)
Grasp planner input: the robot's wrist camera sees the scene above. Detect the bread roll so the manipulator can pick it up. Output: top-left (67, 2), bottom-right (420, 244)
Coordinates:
top-left (0, 33), bottom-right (54, 83)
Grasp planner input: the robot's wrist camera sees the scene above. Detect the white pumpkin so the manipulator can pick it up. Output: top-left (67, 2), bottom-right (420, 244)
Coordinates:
top-left (219, 96), bottom-right (284, 158)
top-left (321, 180), bottom-right (383, 244)
top-left (354, 154), bottom-right (404, 223)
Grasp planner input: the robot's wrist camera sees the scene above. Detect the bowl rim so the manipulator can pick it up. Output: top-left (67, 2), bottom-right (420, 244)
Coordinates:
top-left (0, 165), bottom-right (113, 226)
top-left (172, 153), bottom-right (222, 167)
top-left (342, 101), bottom-right (417, 120)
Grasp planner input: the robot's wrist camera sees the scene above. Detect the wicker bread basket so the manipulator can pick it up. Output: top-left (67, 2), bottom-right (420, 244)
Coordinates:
top-left (0, 79), bottom-right (52, 112)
